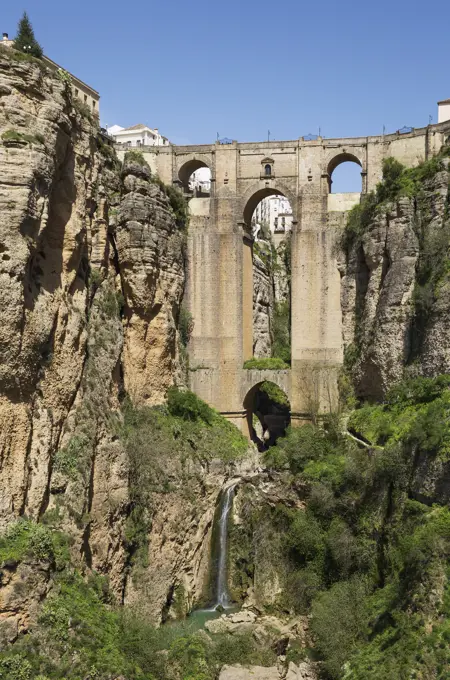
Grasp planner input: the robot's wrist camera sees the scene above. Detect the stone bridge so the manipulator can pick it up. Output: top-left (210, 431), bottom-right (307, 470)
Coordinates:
top-left (117, 121), bottom-right (450, 434)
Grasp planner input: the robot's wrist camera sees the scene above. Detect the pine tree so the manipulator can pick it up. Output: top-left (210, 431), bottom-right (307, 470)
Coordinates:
top-left (14, 12), bottom-right (43, 59)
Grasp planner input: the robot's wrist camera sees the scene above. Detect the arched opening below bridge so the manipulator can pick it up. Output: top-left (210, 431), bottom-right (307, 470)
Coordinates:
top-left (243, 188), bottom-right (292, 365)
top-left (178, 160), bottom-right (211, 197)
top-left (244, 381), bottom-right (291, 449)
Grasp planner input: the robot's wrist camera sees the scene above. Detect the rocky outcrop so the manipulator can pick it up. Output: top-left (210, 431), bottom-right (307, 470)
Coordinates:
top-left (124, 467), bottom-right (229, 623)
top-left (0, 51), bottom-right (112, 529)
top-left (0, 559), bottom-right (52, 645)
top-left (339, 162), bottom-right (450, 400)
top-left (211, 610), bottom-right (317, 680)
top-left (253, 250), bottom-right (273, 357)
top-left (116, 159), bottom-right (185, 404)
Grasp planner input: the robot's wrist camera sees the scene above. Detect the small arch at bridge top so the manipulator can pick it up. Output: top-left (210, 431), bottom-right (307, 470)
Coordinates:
top-left (243, 380), bottom-right (291, 449)
top-left (327, 152), bottom-right (363, 194)
top-left (178, 159), bottom-right (212, 196)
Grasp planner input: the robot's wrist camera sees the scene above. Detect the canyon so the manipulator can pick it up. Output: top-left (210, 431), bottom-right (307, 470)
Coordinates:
top-left (1, 46), bottom-right (450, 680)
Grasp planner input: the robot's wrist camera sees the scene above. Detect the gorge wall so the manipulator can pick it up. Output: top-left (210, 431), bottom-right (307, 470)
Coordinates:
top-left (0, 49), bottom-right (238, 634)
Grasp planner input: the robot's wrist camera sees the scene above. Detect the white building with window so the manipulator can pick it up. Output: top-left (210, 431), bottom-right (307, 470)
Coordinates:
top-left (107, 123), bottom-right (170, 147)
top-left (189, 167), bottom-right (211, 195)
top-left (252, 195), bottom-right (293, 243)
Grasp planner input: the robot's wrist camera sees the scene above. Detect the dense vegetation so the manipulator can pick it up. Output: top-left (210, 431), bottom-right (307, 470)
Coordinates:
top-left (0, 553), bottom-right (274, 680)
top-left (229, 374), bottom-right (450, 679)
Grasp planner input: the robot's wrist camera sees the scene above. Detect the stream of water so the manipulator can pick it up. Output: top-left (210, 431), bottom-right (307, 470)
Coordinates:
top-left (215, 481), bottom-right (238, 607)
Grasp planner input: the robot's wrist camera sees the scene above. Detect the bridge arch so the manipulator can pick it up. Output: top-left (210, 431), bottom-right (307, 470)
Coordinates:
top-left (325, 151), bottom-right (366, 194)
top-left (178, 158), bottom-right (212, 194)
top-left (243, 377), bottom-right (291, 448)
top-left (241, 181), bottom-right (297, 228)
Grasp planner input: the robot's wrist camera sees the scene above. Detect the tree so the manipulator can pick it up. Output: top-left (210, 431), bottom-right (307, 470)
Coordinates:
top-left (14, 12), bottom-right (43, 59)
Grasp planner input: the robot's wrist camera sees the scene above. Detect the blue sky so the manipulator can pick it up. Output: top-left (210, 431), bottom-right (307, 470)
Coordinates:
top-left (3, 0), bottom-right (450, 191)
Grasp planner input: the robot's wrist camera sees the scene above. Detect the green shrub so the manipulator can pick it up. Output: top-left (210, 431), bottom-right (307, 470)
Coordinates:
top-left (167, 387), bottom-right (214, 424)
top-left (53, 434), bottom-right (90, 478)
top-left (272, 300), bottom-right (291, 364)
top-left (265, 423), bottom-right (334, 474)
top-left (0, 520), bottom-right (69, 568)
top-left (243, 356), bottom-right (289, 370)
top-left (259, 380), bottom-right (290, 407)
top-left (311, 576), bottom-right (370, 678)
top-left (0, 655), bottom-right (33, 680)
top-left (285, 511), bottom-right (325, 564)
top-left (123, 149), bottom-right (149, 168)
top-left (341, 191), bottom-right (377, 252)
top-left (208, 630), bottom-right (277, 668)
top-left (72, 97), bottom-right (94, 122)
top-left (164, 183), bottom-right (189, 230)
top-left (179, 306), bottom-right (194, 347)
top-left (1, 130), bottom-right (45, 145)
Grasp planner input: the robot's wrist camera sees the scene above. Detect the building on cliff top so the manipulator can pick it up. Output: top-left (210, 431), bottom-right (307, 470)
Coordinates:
top-left (107, 124), bottom-right (170, 147)
top-left (438, 99), bottom-right (450, 124)
top-left (1, 32), bottom-right (100, 116)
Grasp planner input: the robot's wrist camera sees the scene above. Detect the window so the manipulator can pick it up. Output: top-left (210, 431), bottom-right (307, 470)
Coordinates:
top-left (137, 140), bottom-right (141, 146)
top-left (74, 88), bottom-right (79, 97)
top-left (84, 94), bottom-right (88, 102)
top-left (92, 101), bottom-right (96, 109)
top-left (265, 164), bottom-right (272, 176)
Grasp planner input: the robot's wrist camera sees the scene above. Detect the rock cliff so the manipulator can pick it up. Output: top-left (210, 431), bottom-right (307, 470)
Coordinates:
top-left (339, 158), bottom-right (450, 400)
top-left (0, 50), bottom-right (198, 613)
top-left (253, 249), bottom-right (273, 357)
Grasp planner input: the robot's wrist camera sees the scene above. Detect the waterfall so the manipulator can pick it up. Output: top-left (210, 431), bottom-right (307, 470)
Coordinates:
top-left (214, 482), bottom-right (238, 608)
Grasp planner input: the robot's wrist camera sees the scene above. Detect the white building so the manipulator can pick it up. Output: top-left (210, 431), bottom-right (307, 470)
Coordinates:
top-left (189, 167), bottom-right (211, 195)
top-left (107, 123), bottom-right (170, 147)
top-left (252, 195), bottom-right (293, 242)
top-left (438, 99), bottom-right (450, 124)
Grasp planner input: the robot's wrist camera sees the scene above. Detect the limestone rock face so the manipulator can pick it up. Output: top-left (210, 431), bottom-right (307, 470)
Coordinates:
top-left (124, 466), bottom-right (229, 624)
top-left (116, 160), bottom-right (185, 404)
top-left (0, 560), bottom-right (52, 645)
top-left (0, 52), bottom-right (188, 606)
top-left (339, 164), bottom-right (450, 400)
top-left (0, 52), bottom-right (109, 529)
top-left (253, 251), bottom-right (273, 358)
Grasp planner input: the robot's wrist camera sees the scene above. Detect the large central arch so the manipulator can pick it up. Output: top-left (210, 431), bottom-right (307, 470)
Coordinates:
top-left (241, 182), bottom-right (298, 229)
